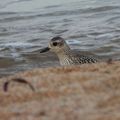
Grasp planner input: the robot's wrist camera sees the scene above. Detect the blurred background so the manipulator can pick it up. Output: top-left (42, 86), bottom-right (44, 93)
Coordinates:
top-left (0, 0), bottom-right (120, 77)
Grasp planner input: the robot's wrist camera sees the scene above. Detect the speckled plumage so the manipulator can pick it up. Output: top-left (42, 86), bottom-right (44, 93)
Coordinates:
top-left (40, 36), bottom-right (98, 66)
top-left (57, 49), bottom-right (98, 66)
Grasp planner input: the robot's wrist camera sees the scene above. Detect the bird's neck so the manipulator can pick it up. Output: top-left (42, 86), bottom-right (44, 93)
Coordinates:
top-left (57, 46), bottom-right (71, 57)
top-left (56, 47), bottom-right (73, 66)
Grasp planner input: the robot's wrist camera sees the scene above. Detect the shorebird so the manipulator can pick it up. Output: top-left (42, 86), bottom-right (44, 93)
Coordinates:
top-left (40, 36), bottom-right (98, 66)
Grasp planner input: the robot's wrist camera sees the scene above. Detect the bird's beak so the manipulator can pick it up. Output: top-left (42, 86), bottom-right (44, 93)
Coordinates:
top-left (40, 47), bottom-right (50, 53)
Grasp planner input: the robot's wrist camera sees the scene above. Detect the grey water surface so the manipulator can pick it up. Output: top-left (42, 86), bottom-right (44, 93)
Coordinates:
top-left (0, 0), bottom-right (120, 77)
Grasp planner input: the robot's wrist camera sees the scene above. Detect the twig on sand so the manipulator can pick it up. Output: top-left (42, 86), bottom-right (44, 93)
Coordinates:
top-left (3, 78), bottom-right (35, 92)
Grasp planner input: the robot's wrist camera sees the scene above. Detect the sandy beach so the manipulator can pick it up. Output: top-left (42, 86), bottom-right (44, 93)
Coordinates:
top-left (0, 61), bottom-right (120, 120)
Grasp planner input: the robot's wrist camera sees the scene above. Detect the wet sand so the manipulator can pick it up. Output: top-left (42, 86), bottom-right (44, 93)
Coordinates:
top-left (0, 61), bottom-right (120, 120)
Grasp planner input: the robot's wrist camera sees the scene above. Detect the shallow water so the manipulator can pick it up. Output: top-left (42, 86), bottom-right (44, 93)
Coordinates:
top-left (0, 0), bottom-right (120, 77)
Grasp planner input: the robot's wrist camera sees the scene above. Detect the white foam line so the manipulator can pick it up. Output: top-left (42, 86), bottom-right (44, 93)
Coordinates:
top-left (66, 39), bottom-right (82, 45)
top-left (0, 42), bottom-right (41, 48)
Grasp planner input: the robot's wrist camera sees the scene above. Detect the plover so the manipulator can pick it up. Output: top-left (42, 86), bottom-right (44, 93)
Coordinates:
top-left (40, 36), bottom-right (98, 66)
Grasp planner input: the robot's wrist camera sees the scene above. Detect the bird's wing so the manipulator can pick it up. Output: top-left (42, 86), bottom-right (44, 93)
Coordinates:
top-left (71, 49), bottom-right (112, 62)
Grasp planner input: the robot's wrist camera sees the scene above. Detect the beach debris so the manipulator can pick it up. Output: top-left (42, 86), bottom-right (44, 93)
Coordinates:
top-left (3, 78), bottom-right (35, 92)
top-left (107, 58), bottom-right (113, 64)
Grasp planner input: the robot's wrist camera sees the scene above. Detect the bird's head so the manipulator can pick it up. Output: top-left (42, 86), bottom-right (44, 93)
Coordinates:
top-left (40, 36), bottom-right (69, 54)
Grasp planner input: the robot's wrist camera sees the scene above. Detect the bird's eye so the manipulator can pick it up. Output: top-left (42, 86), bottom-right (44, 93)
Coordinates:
top-left (52, 42), bottom-right (58, 46)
